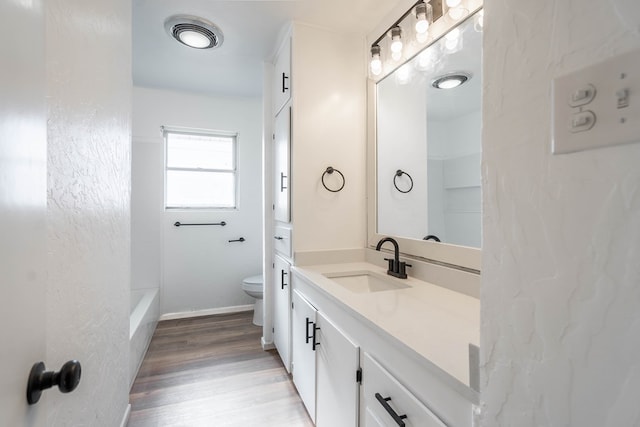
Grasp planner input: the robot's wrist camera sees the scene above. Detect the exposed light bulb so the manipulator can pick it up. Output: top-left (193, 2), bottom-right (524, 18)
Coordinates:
top-left (370, 45), bottom-right (382, 76)
top-left (178, 30), bottom-right (210, 48)
top-left (415, 2), bottom-right (432, 35)
top-left (448, 6), bottom-right (466, 20)
top-left (390, 26), bottom-right (403, 56)
top-left (446, 0), bottom-right (461, 7)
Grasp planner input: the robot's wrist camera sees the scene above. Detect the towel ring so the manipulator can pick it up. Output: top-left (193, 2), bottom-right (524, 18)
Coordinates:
top-left (321, 167), bottom-right (345, 192)
top-left (393, 170), bottom-right (413, 193)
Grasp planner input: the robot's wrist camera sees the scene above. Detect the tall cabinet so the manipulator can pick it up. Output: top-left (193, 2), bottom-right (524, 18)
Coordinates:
top-left (265, 19), bottom-right (366, 387)
top-left (271, 33), bottom-right (293, 372)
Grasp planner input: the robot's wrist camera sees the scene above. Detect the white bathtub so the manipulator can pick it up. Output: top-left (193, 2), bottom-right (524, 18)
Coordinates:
top-left (129, 288), bottom-right (159, 388)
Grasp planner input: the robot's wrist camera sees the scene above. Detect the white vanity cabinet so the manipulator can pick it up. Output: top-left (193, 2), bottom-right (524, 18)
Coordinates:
top-left (292, 290), bottom-right (317, 420)
top-left (273, 254), bottom-right (291, 372)
top-left (362, 353), bottom-right (447, 427)
top-left (291, 288), bottom-right (360, 426)
top-left (291, 265), bottom-right (478, 427)
top-left (273, 35), bottom-right (291, 116)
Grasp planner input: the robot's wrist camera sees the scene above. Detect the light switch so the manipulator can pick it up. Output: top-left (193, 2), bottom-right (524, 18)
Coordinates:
top-left (552, 47), bottom-right (640, 154)
top-left (569, 84), bottom-right (596, 107)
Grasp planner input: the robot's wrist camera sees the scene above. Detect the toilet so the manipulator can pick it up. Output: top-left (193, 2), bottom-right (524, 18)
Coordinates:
top-left (242, 275), bottom-right (264, 326)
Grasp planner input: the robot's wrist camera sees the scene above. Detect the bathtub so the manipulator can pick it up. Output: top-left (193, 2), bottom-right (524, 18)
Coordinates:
top-left (129, 288), bottom-right (159, 388)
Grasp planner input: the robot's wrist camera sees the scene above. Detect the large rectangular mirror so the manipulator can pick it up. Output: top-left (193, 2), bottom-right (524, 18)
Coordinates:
top-left (368, 7), bottom-right (483, 271)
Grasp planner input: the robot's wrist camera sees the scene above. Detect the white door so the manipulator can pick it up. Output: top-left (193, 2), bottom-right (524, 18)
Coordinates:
top-left (0, 0), bottom-right (47, 424)
top-left (273, 255), bottom-right (292, 372)
top-left (316, 312), bottom-right (360, 427)
top-left (273, 106), bottom-right (291, 223)
top-left (291, 290), bottom-right (318, 422)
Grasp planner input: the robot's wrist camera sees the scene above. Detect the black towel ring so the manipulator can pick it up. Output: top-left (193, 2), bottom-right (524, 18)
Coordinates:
top-left (393, 169), bottom-right (413, 193)
top-left (321, 167), bottom-right (345, 192)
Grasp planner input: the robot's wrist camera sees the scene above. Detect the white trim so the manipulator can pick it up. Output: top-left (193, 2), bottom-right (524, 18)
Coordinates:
top-left (119, 404), bottom-right (131, 427)
top-left (261, 337), bottom-right (275, 350)
top-left (159, 304), bottom-right (254, 321)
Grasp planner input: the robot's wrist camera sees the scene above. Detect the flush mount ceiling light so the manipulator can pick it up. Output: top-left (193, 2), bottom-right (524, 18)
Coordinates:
top-left (164, 15), bottom-right (224, 49)
top-left (432, 72), bottom-right (471, 89)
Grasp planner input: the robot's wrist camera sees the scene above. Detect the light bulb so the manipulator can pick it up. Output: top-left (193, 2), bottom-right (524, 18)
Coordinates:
top-left (414, 2), bottom-right (432, 35)
top-left (370, 45), bottom-right (382, 76)
top-left (448, 6), bottom-right (466, 20)
top-left (178, 30), bottom-right (210, 48)
top-left (444, 28), bottom-right (461, 51)
top-left (446, 0), bottom-right (461, 7)
top-left (390, 26), bottom-right (403, 55)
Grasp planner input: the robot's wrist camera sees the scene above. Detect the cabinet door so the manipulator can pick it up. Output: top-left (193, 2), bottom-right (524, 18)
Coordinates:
top-left (273, 36), bottom-right (291, 115)
top-left (362, 353), bottom-right (448, 427)
top-left (273, 106), bottom-right (291, 223)
top-left (316, 312), bottom-right (360, 427)
top-left (273, 255), bottom-right (291, 372)
top-left (292, 290), bottom-right (317, 421)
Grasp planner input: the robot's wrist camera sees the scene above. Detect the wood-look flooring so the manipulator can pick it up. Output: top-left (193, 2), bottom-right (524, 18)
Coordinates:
top-left (128, 311), bottom-right (313, 427)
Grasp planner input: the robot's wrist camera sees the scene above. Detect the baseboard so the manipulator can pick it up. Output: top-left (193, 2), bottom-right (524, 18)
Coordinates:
top-left (261, 336), bottom-right (275, 350)
top-left (159, 304), bottom-right (254, 321)
top-left (120, 403), bottom-right (131, 427)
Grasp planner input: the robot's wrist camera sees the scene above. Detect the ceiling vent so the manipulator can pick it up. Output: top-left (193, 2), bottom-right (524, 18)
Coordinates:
top-left (164, 15), bottom-right (224, 50)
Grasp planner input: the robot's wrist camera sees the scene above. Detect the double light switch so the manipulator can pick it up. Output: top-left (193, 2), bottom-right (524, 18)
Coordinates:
top-left (552, 48), bottom-right (640, 154)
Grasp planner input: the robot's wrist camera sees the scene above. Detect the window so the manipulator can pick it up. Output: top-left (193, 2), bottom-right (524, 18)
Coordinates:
top-left (164, 127), bottom-right (237, 209)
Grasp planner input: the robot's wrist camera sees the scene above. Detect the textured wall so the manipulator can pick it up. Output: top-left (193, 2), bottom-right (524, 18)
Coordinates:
top-left (45, 0), bottom-right (131, 424)
top-left (132, 87), bottom-right (262, 315)
top-left (481, 0), bottom-right (640, 425)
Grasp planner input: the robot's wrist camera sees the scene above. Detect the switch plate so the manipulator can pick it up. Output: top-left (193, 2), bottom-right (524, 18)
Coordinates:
top-left (552, 48), bottom-right (640, 154)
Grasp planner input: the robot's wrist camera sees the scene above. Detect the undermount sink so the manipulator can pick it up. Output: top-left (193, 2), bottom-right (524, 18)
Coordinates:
top-left (323, 271), bottom-right (410, 293)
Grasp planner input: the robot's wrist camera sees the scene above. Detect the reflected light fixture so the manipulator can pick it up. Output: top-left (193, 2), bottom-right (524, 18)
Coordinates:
top-left (370, 45), bottom-right (382, 76)
top-left (432, 72), bottom-right (471, 89)
top-left (165, 15), bottom-right (224, 49)
top-left (390, 26), bottom-right (403, 61)
top-left (446, 0), bottom-right (467, 20)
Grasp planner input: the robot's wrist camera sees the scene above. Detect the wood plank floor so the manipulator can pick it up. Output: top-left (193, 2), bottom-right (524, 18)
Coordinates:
top-left (128, 311), bottom-right (313, 427)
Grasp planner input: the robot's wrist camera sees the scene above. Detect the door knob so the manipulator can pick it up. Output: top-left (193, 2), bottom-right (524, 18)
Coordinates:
top-left (27, 360), bottom-right (81, 404)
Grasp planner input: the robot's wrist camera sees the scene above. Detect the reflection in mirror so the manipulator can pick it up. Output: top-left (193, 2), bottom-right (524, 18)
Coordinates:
top-left (376, 11), bottom-right (482, 249)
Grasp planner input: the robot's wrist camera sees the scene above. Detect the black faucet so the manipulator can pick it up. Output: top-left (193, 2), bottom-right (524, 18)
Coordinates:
top-left (375, 237), bottom-right (411, 279)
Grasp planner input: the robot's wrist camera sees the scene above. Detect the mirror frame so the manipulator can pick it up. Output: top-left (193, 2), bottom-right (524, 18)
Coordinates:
top-left (366, 2), bottom-right (483, 272)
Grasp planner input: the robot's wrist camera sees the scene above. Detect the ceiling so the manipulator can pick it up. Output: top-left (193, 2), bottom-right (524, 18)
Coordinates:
top-left (133, 0), bottom-right (400, 97)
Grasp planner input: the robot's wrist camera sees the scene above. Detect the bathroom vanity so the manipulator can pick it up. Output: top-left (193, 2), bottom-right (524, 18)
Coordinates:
top-left (289, 259), bottom-right (479, 427)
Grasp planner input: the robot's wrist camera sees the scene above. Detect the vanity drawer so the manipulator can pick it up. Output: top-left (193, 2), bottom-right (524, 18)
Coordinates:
top-left (273, 225), bottom-right (292, 258)
top-left (362, 353), bottom-right (447, 427)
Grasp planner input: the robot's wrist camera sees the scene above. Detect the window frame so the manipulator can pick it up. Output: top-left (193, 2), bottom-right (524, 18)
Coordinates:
top-left (162, 126), bottom-right (239, 210)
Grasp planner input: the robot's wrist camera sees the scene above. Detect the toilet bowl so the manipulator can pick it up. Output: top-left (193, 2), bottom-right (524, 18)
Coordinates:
top-left (242, 274), bottom-right (263, 326)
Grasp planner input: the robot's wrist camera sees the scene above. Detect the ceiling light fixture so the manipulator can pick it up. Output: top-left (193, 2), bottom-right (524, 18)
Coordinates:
top-left (432, 72), bottom-right (471, 89)
top-left (165, 15), bottom-right (224, 50)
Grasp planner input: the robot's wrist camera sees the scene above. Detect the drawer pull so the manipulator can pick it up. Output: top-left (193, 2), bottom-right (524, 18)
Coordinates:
top-left (274, 236), bottom-right (284, 240)
top-left (375, 393), bottom-right (407, 426)
top-left (281, 270), bottom-right (288, 289)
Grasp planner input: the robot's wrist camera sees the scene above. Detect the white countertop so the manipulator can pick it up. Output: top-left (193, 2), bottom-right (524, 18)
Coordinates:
top-left (292, 262), bottom-right (480, 389)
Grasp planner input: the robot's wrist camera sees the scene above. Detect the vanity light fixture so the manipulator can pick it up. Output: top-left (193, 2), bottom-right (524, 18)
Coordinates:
top-left (165, 15), bottom-right (224, 49)
top-left (370, 45), bottom-right (383, 76)
top-left (368, 0), bottom-right (444, 79)
top-left (432, 72), bottom-right (471, 89)
top-left (390, 26), bottom-right (403, 61)
top-left (446, 0), bottom-right (468, 20)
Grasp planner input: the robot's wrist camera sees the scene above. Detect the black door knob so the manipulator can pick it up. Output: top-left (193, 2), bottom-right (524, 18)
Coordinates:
top-left (27, 360), bottom-right (81, 404)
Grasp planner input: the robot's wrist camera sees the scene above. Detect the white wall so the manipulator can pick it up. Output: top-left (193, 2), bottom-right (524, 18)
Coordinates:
top-left (482, 0), bottom-right (640, 425)
top-left (291, 23), bottom-right (367, 253)
top-left (428, 111), bottom-right (481, 247)
top-left (377, 72), bottom-right (429, 240)
top-left (132, 87), bottom-right (262, 315)
top-left (45, 0), bottom-right (131, 424)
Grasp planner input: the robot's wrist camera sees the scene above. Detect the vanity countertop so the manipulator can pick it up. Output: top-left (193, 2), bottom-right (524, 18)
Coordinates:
top-left (292, 262), bottom-right (480, 393)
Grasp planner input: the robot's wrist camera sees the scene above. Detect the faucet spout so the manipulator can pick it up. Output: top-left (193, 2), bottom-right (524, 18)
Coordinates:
top-left (375, 237), bottom-right (411, 279)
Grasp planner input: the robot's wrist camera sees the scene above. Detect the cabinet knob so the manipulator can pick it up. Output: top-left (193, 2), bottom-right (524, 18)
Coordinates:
top-left (27, 360), bottom-right (81, 405)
